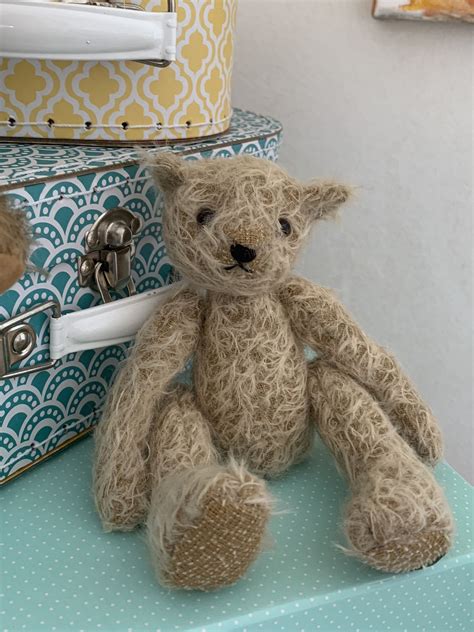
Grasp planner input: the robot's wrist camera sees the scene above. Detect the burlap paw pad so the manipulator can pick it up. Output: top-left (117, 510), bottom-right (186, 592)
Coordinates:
top-left (361, 530), bottom-right (451, 573)
top-left (163, 484), bottom-right (270, 590)
top-left (343, 456), bottom-right (454, 575)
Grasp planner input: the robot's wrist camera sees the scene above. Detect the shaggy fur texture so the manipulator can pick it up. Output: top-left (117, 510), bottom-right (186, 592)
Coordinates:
top-left (93, 288), bottom-right (203, 531)
top-left (280, 277), bottom-right (445, 466)
top-left (194, 291), bottom-right (313, 476)
top-left (0, 196), bottom-right (30, 293)
top-left (94, 154), bottom-right (453, 590)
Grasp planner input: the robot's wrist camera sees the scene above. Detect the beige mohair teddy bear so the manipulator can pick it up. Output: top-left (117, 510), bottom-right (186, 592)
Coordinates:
top-left (0, 196), bottom-right (30, 293)
top-left (93, 154), bottom-right (453, 591)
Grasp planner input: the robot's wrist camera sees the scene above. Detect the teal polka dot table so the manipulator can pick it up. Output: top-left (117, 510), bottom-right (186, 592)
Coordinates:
top-left (1, 436), bottom-right (473, 632)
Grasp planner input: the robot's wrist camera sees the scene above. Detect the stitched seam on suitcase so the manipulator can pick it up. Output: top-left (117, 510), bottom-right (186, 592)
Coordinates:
top-left (8, 145), bottom-right (281, 212)
top-left (0, 126), bottom-right (282, 190)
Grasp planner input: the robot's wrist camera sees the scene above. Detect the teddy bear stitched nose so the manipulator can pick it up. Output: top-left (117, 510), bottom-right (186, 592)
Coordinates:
top-left (230, 243), bottom-right (257, 263)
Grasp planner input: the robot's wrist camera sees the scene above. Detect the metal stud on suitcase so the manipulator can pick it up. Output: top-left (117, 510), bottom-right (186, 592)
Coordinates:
top-left (0, 109), bottom-right (282, 483)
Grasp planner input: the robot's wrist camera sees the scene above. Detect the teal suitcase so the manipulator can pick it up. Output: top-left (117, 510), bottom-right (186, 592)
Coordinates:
top-left (0, 109), bottom-right (282, 484)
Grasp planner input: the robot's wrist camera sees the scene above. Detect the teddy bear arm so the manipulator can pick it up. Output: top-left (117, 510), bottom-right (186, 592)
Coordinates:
top-left (281, 276), bottom-right (443, 465)
top-left (93, 288), bottom-right (203, 531)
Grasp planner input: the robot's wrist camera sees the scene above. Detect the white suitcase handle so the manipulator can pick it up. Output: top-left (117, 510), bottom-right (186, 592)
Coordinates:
top-left (0, 1), bottom-right (177, 66)
top-left (0, 282), bottom-right (184, 379)
top-left (49, 282), bottom-right (184, 359)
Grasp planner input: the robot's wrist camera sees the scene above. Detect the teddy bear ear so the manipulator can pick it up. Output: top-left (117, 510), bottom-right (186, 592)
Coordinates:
top-left (303, 181), bottom-right (352, 221)
top-left (146, 152), bottom-right (187, 193)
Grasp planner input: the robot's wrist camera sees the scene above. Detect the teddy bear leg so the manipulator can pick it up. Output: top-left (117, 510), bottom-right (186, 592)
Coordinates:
top-left (147, 384), bottom-right (271, 590)
top-left (308, 360), bottom-right (454, 573)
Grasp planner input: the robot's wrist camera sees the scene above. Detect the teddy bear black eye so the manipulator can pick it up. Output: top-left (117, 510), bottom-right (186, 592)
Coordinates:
top-left (279, 218), bottom-right (292, 236)
top-left (196, 208), bottom-right (215, 225)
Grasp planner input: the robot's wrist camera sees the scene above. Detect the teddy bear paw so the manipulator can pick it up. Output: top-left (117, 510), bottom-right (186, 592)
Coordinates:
top-left (164, 485), bottom-right (269, 590)
top-left (414, 424), bottom-right (444, 467)
top-left (0, 253), bottom-right (25, 293)
top-left (147, 464), bottom-right (271, 590)
top-left (344, 464), bottom-right (454, 573)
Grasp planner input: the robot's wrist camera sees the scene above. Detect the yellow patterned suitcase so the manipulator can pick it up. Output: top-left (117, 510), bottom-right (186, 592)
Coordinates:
top-left (0, 0), bottom-right (236, 143)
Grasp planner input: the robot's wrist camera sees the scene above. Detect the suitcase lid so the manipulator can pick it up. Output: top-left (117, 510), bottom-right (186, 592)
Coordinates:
top-left (0, 109), bottom-right (282, 191)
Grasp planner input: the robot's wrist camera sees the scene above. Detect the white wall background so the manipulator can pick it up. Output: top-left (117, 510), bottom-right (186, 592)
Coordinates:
top-left (232, 0), bottom-right (473, 482)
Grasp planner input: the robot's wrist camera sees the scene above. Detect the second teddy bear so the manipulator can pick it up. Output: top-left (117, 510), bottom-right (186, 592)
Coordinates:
top-left (0, 197), bottom-right (30, 293)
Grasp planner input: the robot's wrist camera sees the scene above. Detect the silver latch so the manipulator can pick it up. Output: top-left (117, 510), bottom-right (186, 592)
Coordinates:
top-left (0, 300), bottom-right (61, 380)
top-left (78, 207), bottom-right (142, 304)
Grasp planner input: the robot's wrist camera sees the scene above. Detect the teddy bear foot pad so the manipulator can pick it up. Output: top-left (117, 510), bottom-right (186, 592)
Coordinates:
top-left (147, 465), bottom-right (271, 591)
top-left (361, 530), bottom-right (451, 573)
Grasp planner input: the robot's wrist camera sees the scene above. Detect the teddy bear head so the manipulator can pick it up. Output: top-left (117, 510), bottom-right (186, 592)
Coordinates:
top-left (150, 153), bottom-right (350, 296)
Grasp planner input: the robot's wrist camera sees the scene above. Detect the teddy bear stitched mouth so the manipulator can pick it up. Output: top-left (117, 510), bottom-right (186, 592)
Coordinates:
top-left (223, 262), bottom-right (254, 273)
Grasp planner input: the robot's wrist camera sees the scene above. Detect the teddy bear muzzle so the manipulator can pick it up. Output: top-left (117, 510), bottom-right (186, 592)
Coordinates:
top-left (222, 225), bottom-right (266, 272)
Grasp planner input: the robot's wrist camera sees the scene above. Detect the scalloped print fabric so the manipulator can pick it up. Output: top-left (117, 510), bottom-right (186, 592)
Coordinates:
top-left (0, 109), bottom-right (282, 483)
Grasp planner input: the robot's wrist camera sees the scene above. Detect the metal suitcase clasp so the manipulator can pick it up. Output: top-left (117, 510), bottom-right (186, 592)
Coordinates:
top-left (78, 207), bottom-right (142, 304)
top-left (0, 300), bottom-right (61, 379)
top-left (0, 206), bottom-right (143, 379)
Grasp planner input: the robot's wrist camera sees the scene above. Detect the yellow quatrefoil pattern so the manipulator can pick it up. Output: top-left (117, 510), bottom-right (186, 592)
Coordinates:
top-left (0, 0), bottom-right (236, 143)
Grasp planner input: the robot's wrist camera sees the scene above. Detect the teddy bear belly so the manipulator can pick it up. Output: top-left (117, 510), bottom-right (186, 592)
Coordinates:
top-left (193, 347), bottom-right (313, 476)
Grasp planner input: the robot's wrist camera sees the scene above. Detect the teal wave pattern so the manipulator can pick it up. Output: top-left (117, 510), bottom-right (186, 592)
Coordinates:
top-left (0, 112), bottom-right (282, 482)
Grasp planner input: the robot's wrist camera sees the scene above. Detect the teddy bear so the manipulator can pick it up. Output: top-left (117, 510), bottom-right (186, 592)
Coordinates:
top-left (0, 196), bottom-right (30, 294)
top-left (93, 153), bottom-right (453, 591)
